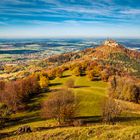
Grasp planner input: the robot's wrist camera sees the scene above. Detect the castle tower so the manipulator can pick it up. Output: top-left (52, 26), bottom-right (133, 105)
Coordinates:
top-left (104, 40), bottom-right (119, 47)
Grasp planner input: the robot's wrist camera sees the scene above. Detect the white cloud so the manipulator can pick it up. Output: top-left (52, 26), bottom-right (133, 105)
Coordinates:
top-left (0, 21), bottom-right (7, 25)
top-left (56, 7), bottom-right (110, 15)
top-left (120, 9), bottom-right (140, 15)
top-left (0, 0), bottom-right (31, 5)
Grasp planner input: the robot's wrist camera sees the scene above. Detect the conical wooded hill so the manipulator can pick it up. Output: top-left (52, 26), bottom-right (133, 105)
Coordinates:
top-left (87, 40), bottom-right (140, 60)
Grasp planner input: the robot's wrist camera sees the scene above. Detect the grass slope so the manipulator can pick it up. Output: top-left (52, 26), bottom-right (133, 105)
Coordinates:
top-left (51, 73), bottom-right (108, 116)
top-left (2, 125), bottom-right (140, 140)
top-left (1, 70), bottom-right (140, 140)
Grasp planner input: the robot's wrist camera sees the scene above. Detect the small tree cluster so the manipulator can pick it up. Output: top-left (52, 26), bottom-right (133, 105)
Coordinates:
top-left (46, 67), bottom-right (64, 80)
top-left (109, 76), bottom-right (140, 103)
top-left (0, 75), bottom-right (40, 112)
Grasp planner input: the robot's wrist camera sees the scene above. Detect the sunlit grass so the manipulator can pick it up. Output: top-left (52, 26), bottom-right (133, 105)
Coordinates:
top-left (2, 125), bottom-right (140, 140)
top-left (1, 70), bottom-right (140, 140)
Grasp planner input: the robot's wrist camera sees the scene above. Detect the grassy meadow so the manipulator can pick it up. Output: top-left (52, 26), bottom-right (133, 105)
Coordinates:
top-left (0, 70), bottom-right (140, 140)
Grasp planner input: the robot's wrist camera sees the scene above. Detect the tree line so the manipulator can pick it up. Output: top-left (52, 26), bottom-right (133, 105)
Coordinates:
top-left (109, 76), bottom-right (140, 103)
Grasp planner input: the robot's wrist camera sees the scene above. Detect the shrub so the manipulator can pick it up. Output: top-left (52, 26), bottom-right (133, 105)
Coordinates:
top-left (65, 79), bottom-right (75, 88)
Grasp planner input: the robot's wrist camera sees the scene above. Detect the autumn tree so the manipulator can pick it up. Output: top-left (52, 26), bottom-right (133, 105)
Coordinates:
top-left (101, 69), bottom-right (109, 82)
top-left (73, 66), bottom-right (82, 76)
top-left (101, 97), bottom-right (122, 124)
top-left (41, 88), bottom-right (79, 125)
top-left (47, 69), bottom-right (56, 80)
top-left (86, 69), bottom-right (100, 81)
top-left (40, 71), bottom-right (49, 77)
top-left (86, 70), bottom-right (95, 81)
top-left (81, 61), bottom-right (88, 71)
top-left (0, 81), bottom-right (25, 112)
top-left (110, 76), bottom-right (117, 90)
top-left (55, 68), bottom-right (63, 78)
top-left (86, 61), bottom-right (99, 71)
top-left (39, 75), bottom-right (49, 92)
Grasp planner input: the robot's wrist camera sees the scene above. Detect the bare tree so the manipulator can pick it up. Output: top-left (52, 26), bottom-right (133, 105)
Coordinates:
top-left (41, 88), bottom-right (79, 125)
top-left (101, 97), bottom-right (122, 124)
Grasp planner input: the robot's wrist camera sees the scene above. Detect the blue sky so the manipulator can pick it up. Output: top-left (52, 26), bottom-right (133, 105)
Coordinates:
top-left (0, 0), bottom-right (140, 38)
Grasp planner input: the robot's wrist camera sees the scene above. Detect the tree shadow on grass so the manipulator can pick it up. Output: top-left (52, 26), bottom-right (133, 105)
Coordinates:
top-left (80, 74), bottom-right (86, 76)
top-left (0, 116), bottom-right (101, 139)
top-left (62, 75), bottom-right (71, 78)
top-left (116, 116), bottom-right (140, 123)
top-left (0, 116), bottom-right (46, 139)
top-left (0, 112), bottom-right (45, 131)
top-left (49, 83), bottom-right (62, 87)
top-left (0, 124), bottom-right (76, 139)
top-left (2, 116), bottom-right (140, 139)
top-left (0, 91), bottom-right (47, 133)
top-left (28, 90), bottom-right (53, 112)
top-left (27, 92), bottom-right (47, 112)
top-left (74, 116), bottom-right (101, 124)
top-left (74, 85), bottom-right (90, 88)
top-left (74, 116), bottom-right (140, 125)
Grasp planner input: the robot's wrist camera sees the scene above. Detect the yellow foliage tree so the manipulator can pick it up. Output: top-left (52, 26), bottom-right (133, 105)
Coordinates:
top-left (39, 75), bottom-right (49, 91)
top-left (73, 67), bottom-right (81, 76)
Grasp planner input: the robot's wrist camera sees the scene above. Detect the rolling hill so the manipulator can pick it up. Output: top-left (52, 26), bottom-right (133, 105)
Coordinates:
top-left (0, 40), bottom-right (140, 140)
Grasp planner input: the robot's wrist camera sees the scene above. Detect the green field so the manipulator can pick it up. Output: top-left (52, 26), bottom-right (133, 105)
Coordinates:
top-left (1, 71), bottom-right (140, 140)
top-left (51, 73), bottom-right (108, 116)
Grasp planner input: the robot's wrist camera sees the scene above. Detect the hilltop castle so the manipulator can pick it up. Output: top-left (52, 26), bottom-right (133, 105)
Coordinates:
top-left (103, 40), bottom-right (119, 47)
